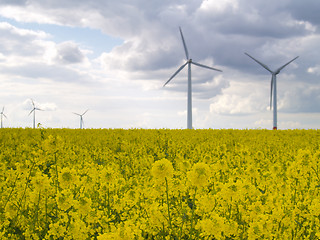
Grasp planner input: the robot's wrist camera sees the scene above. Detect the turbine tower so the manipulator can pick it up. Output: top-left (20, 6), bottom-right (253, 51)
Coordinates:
top-left (73, 109), bottom-right (88, 129)
top-left (1, 106), bottom-right (7, 128)
top-left (245, 53), bottom-right (298, 130)
top-left (164, 27), bottom-right (222, 129)
top-left (29, 99), bottom-right (43, 129)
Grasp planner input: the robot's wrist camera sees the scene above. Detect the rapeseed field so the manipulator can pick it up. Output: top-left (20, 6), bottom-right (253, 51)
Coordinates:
top-left (0, 128), bottom-right (319, 239)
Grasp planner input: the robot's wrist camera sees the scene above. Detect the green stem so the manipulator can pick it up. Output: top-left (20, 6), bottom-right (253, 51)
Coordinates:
top-left (14, 160), bottom-right (36, 222)
top-left (33, 190), bottom-right (41, 231)
top-left (45, 194), bottom-right (48, 232)
top-left (178, 194), bottom-right (185, 239)
top-left (54, 152), bottom-right (59, 190)
top-left (190, 188), bottom-right (197, 236)
top-left (162, 223), bottom-right (166, 240)
top-left (54, 152), bottom-right (59, 219)
top-left (3, 173), bottom-right (20, 210)
top-left (107, 188), bottom-right (111, 217)
top-left (311, 166), bottom-right (320, 182)
top-left (165, 178), bottom-right (173, 234)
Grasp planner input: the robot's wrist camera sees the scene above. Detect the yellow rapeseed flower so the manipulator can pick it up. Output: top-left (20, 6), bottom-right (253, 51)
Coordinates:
top-left (196, 214), bottom-right (225, 240)
top-left (1, 129), bottom-right (320, 239)
top-left (56, 190), bottom-right (73, 211)
top-left (58, 167), bottom-right (78, 189)
top-left (151, 158), bottom-right (174, 182)
top-left (187, 162), bottom-right (211, 188)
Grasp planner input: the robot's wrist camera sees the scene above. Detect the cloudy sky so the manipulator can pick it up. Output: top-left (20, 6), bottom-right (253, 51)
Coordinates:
top-left (0, 0), bottom-right (319, 129)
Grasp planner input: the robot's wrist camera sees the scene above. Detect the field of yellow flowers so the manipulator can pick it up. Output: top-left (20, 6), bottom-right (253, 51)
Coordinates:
top-left (0, 128), bottom-right (319, 239)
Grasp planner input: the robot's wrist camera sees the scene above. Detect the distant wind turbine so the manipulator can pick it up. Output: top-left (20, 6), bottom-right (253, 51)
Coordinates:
top-left (164, 27), bottom-right (222, 129)
top-left (245, 53), bottom-right (299, 130)
top-left (1, 106), bottom-right (7, 128)
top-left (73, 109), bottom-right (88, 129)
top-left (29, 99), bottom-right (43, 129)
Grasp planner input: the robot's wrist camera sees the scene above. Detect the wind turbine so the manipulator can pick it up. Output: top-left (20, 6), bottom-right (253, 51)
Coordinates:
top-left (29, 99), bottom-right (43, 129)
top-left (73, 109), bottom-right (88, 129)
top-left (164, 27), bottom-right (222, 129)
top-left (245, 53), bottom-right (299, 130)
top-left (1, 106), bottom-right (7, 128)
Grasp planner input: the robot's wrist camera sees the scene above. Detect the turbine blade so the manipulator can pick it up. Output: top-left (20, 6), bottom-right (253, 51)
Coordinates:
top-left (163, 62), bottom-right (188, 87)
top-left (192, 61), bottom-right (222, 72)
top-left (29, 109), bottom-right (35, 116)
top-left (245, 52), bottom-right (273, 73)
top-left (179, 27), bottom-right (189, 60)
top-left (36, 108), bottom-right (44, 111)
top-left (31, 99), bottom-right (35, 107)
top-left (73, 112), bottom-right (81, 116)
top-left (3, 114), bottom-right (7, 119)
top-left (275, 56), bottom-right (299, 73)
top-left (270, 76), bottom-right (274, 110)
top-left (82, 109), bottom-right (89, 116)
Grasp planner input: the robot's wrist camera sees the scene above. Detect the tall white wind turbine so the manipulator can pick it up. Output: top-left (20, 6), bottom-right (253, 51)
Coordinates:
top-left (73, 109), bottom-right (88, 129)
top-left (1, 106), bottom-right (7, 128)
top-left (245, 53), bottom-right (298, 130)
top-left (164, 27), bottom-right (222, 129)
top-left (29, 99), bottom-right (43, 129)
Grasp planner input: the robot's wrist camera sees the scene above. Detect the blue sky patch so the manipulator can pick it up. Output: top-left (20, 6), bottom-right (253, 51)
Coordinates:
top-left (0, 16), bottom-right (123, 58)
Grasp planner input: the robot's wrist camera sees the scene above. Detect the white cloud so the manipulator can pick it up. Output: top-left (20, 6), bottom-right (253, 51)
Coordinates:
top-left (22, 99), bottom-right (57, 111)
top-left (254, 118), bottom-right (273, 129)
top-left (210, 80), bottom-right (268, 115)
top-left (199, 0), bottom-right (239, 13)
top-left (0, 5), bottom-right (57, 24)
top-left (307, 65), bottom-right (320, 75)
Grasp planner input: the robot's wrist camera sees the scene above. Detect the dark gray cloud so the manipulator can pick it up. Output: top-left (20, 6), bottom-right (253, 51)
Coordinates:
top-left (1, 63), bottom-right (92, 83)
top-left (0, 21), bottom-right (91, 84)
top-left (2, 0), bottom-right (314, 72)
top-left (287, 0), bottom-right (320, 26)
top-left (196, 0), bottom-right (311, 39)
top-left (280, 83), bottom-right (320, 113)
top-left (0, 0), bottom-right (27, 5)
top-left (55, 42), bottom-right (84, 64)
